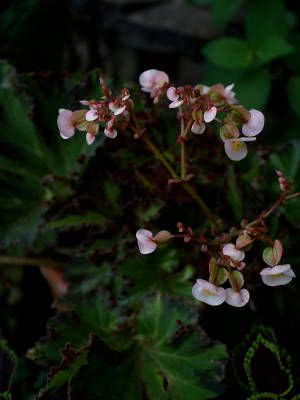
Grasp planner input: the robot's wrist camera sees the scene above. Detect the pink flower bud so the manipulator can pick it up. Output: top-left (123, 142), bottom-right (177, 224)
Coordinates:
top-left (86, 109), bottom-right (98, 122)
top-left (191, 121), bottom-right (206, 134)
top-left (153, 230), bottom-right (173, 244)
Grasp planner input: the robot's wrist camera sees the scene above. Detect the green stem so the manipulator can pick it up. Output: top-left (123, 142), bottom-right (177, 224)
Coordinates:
top-left (142, 135), bottom-right (214, 221)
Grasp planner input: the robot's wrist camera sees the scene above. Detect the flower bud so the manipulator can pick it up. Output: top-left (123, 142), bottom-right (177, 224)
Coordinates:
top-left (153, 230), bottom-right (173, 244)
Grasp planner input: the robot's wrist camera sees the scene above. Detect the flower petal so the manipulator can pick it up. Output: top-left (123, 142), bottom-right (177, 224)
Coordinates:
top-left (223, 243), bottom-right (245, 262)
top-left (204, 106), bottom-right (217, 123)
top-left (192, 279), bottom-right (226, 306)
top-left (57, 109), bottom-right (75, 139)
top-left (136, 229), bottom-right (157, 254)
top-left (104, 128), bottom-right (117, 139)
top-left (86, 109), bottom-right (98, 121)
top-left (191, 121), bottom-right (206, 134)
top-left (242, 109), bottom-right (265, 136)
top-left (169, 99), bottom-right (184, 108)
top-left (260, 264), bottom-right (295, 286)
top-left (86, 132), bottom-right (96, 145)
top-left (167, 87), bottom-right (178, 101)
top-left (224, 140), bottom-right (248, 161)
top-left (225, 288), bottom-right (249, 307)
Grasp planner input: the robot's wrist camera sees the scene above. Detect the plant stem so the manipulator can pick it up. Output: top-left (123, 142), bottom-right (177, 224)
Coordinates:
top-left (0, 255), bottom-right (62, 269)
top-left (180, 112), bottom-right (186, 179)
top-left (141, 134), bottom-right (214, 220)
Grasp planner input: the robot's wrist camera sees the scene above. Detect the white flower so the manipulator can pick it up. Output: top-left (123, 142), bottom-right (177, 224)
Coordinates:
top-left (224, 137), bottom-right (256, 161)
top-left (192, 279), bottom-right (226, 306)
top-left (225, 288), bottom-right (250, 307)
top-left (223, 243), bottom-right (245, 262)
top-left (109, 102), bottom-right (126, 116)
top-left (191, 121), bottom-right (206, 134)
top-left (136, 229), bottom-right (157, 255)
top-left (242, 109), bottom-right (265, 137)
top-left (260, 264), bottom-right (295, 287)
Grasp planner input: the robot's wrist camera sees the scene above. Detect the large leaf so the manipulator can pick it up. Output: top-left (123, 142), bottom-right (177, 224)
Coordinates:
top-left (203, 37), bottom-right (252, 70)
top-left (0, 338), bottom-right (17, 399)
top-left (72, 295), bottom-right (227, 400)
top-left (0, 66), bottom-right (100, 246)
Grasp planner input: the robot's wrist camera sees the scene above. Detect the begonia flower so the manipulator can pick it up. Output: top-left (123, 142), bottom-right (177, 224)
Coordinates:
top-left (225, 288), bottom-right (250, 307)
top-left (136, 229), bottom-right (157, 254)
top-left (192, 279), bottom-right (226, 306)
top-left (260, 264), bottom-right (295, 286)
top-left (191, 121), bottom-right (206, 134)
top-left (224, 137), bottom-right (256, 161)
top-left (139, 69), bottom-right (169, 101)
top-left (223, 243), bottom-right (245, 262)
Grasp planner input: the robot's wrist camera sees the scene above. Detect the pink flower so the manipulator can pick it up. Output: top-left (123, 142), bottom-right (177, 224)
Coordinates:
top-left (260, 264), bottom-right (295, 286)
top-left (204, 106), bottom-right (217, 123)
top-left (242, 109), bottom-right (265, 137)
top-left (139, 69), bottom-right (169, 95)
top-left (223, 243), bottom-right (245, 262)
top-left (109, 102), bottom-right (126, 116)
top-left (191, 121), bottom-right (206, 135)
top-left (104, 118), bottom-right (117, 139)
top-left (57, 109), bottom-right (76, 139)
top-left (192, 279), bottom-right (226, 306)
top-left (225, 288), bottom-right (249, 307)
top-left (224, 137), bottom-right (256, 161)
top-left (136, 229), bottom-right (157, 254)
top-left (166, 86), bottom-right (184, 108)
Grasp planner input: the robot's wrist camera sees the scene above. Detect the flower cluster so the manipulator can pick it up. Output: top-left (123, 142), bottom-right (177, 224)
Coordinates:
top-left (136, 227), bottom-right (295, 308)
top-left (57, 79), bottom-right (131, 145)
top-left (139, 69), bottom-right (265, 161)
top-left (58, 68), bottom-right (264, 162)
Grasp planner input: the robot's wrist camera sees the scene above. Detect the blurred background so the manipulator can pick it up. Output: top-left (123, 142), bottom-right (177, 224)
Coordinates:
top-left (1, 0), bottom-right (300, 398)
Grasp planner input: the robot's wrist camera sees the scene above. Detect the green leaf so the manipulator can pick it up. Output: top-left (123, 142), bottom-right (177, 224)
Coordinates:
top-left (287, 76), bottom-right (300, 118)
top-left (203, 37), bottom-right (252, 70)
top-left (255, 36), bottom-right (294, 65)
top-left (46, 212), bottom-right (108, 231)
top-left (235, 68), bottom-right (271, 109)
top-left (73, 295), bottom-right (227, 400)
top-left (211, 0), bottom-right (244, 28)
top-left (245, 0), bottom-right (287, 46)
top-left (270, 142), bottom-right (300, 181)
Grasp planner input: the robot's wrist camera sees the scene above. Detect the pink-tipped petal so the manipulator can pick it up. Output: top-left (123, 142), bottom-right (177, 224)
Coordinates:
top-left (192, 279), bottom-right (226, 306)
top-left (191, 121), bottom-right (206, 135)
top-left (167, 87), bottom-right (178, 101)
top-left (204, 106), bottom-right (217, 123)
top-left (223, 243), bottom-right (245, 262)
top-left (104, 128), bottom-right (117, 139)
top-left (169, 99), bottom-right (184, 108)
top-left (225, 288), bottom-right (249, 307)
top-left (260, 264), bottom-right (295, 286)
top-left (86, 133), bottom-right (96, 145)
top-left (224, 140), bottom-right (248, 161)
top-left (57, 109), bottom-right (75, 139)
top-left (136, 229), bottom-right (157, 255)
top-left (242, 109), bottom-right (265, 137)
top-left (86, 109), bottom-right (98, 121)
top-left (109, 103), bottom-right (126, 116)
